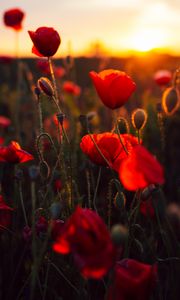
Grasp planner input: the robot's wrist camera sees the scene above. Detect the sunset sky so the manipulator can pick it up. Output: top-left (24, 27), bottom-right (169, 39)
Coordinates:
top-left (1, 0), bottom-right (180, 57)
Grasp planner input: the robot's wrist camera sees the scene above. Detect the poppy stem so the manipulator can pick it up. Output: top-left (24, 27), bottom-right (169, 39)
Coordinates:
top-left (137, 129), bottom-right (141, 144)
top-left (93, 167), bottom-right (102, 212)
top-left (19, 181), bottom-right (28, 226)
top-left (48, 57), bottom-right (59, 102)
top-left (115, 120), bottom-right (129, 155)
top-left (87, 132), bottom-right (112, 168)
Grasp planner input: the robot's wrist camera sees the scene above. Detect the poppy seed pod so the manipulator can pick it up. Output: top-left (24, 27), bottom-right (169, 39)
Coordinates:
top-left (38, 77), bottom-right (54, 97)
top-left (162, 87), bottom-right (180, 116)
top-left (131, 108), bottom-right (147, 131)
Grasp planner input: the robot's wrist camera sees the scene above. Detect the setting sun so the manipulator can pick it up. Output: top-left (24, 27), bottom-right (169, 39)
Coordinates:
top-left (130, 29), bottom-right (166, 52)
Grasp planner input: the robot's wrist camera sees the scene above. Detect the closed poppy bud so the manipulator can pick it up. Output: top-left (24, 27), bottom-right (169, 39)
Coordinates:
top-left (50, 202), bottom-right (62, 219)
top-left (111, 224), bottom-right (128, 246)
top-left (38, 77), bottom-right (54, 97)
top-left (28, 27), bottom-right (61, 57)
top-left (162, 87), bottom-right (180, 116)
top-left (131, 108), bottom-right (147, 131)
top-left (89, 69), bottom-right (136, 109)
top-left (114, 192), bottom-right (126, 210)
top-left (4, 8), bottom-right (25, 31)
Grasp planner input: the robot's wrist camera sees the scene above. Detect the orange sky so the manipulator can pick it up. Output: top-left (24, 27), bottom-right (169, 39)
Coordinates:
top-left (1, 0), bottom-right (180, 57)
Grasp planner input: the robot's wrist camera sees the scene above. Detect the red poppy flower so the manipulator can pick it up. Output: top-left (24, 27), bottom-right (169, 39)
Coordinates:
top-left (0, 195), bottom-right (13, 230)
top-left (80, 133), bottom-right (138, 169)
top-left (53, 206), bottom-right (115, 279)
top-left (0, 116), bottom-right (11, 128)
top-left (63, 81), bottom-right (81, 96)
top-left (89, 69), bottom-right (136, 109)
top-left (28, 27), bottom-right (61, 57)
top-left (3, 8), bottom-right (25, 31)
top-left (119, 145), bottom-right (164, 191)
top-left (154, 70), bottom-right (172, 86)
top-left (0, 141), bottom-right (34, 164)
top-left (107, 259), bottom-right (157, 300)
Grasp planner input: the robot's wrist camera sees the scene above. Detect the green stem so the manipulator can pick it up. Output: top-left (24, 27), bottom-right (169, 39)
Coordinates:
top-left (48, 57), bottom-right (58, 102)
top-left (19, 181), bottom-right (28, 226)
top-left (93, 167), bottom-right (102, 212)
top-left (30, 181), bottom-right (37, 300)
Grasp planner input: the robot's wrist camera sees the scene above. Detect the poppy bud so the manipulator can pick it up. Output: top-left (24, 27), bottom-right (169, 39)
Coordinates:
top-left (50, 202), bottom-right (62, 219)
top-left (111, 224), bottom-right (128, 246)
top-left (56, 113), bottom-right (65, 126)
top-left (141, 184), bottom-right (156, 200)
top-left (162, 87), bottom-right (180, 116)
top-left (131, 108), bottom-right (147, 130)
top-left (28, 165), bottom-right (39, 181)
top-left (114, 192), bottom-right (126, 210)
top-left (37, 77), bottom-right (54, 97)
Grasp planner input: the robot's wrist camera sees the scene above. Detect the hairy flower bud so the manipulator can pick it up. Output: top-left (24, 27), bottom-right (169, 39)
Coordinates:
top-left (131, 108), bottom-right (147, 130)
top-left (111, 224), bottom-right (128, 246)
top-left (162, 87), bottom-right (180, 116)
top-left (37, 77), bottom-right (54, 97)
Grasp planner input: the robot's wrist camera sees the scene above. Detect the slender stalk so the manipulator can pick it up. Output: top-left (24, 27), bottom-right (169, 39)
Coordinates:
top-left (115, 120), bottom-right (129, 155)
top-left (137, 129), bottom-right (141, 144)
top-left (48, 57), bottom-right (59, 102)
top-left (19, 181), bottom-right (28, 226)
top-left (49, 260), bottom-right (80, 295)
top-left (30, 181), bottom-right (37, 300)
top-left (93, 167), bottom-right (102, 212)
top-left (42, 259), bottom-right (50, 300)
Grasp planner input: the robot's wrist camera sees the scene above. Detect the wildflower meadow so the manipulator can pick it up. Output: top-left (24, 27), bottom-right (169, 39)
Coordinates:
top-left (0, 5), bottom-right (180, 300)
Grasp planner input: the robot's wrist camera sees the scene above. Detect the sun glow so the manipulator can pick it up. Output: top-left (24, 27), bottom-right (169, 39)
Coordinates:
top-left (130, 29), bottom-right (166, 52)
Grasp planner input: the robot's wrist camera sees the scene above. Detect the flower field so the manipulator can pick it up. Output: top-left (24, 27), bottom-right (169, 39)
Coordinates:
top-left (0, 6), bottom-right (180, 300)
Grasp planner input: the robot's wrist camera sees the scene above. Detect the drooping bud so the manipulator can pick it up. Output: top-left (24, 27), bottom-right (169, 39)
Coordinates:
top-left (50, 202), bottom-right (62, 220)
top-left (111, 224), bottom-right (128, 246)
top-left (162, 87), bottom-right (180, 116)
top-left (56, 113), bottom-right (66, 126)
top-left (37, 77), bottom-right (54, 97)
top-left (131, 108), bottom-right (147, 131)
top-left (114, 192), bottom-right (126, 210)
